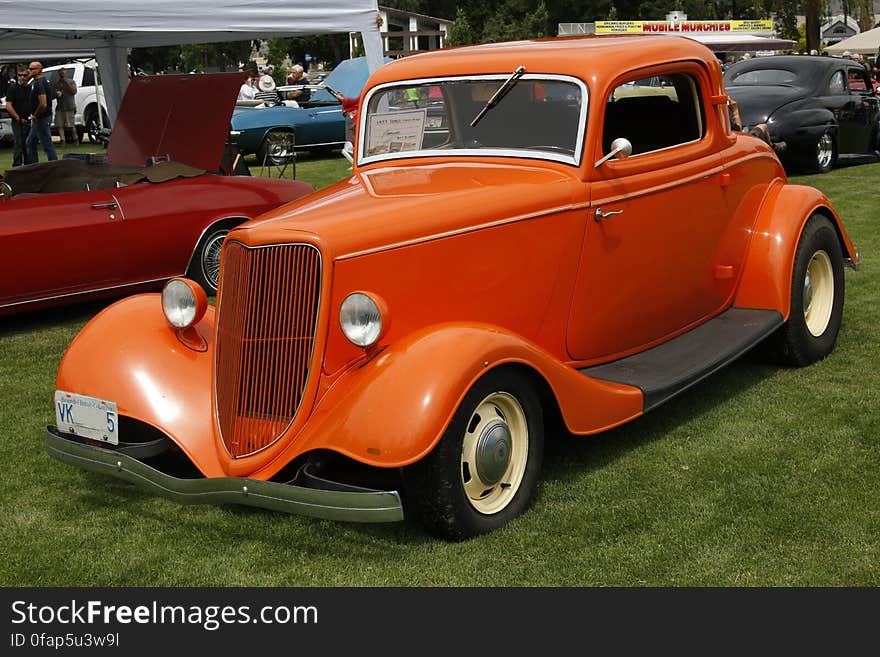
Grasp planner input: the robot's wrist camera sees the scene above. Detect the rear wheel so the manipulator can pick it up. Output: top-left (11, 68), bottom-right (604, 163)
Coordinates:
top-left (765, 214), bottom-right (844, 366)
top-left (806, 129), bottom-right (836, 173)
top-left (403, 368), bottom-right (544, 541)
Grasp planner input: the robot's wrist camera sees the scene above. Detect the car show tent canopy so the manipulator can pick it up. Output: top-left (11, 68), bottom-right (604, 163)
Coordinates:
top-left (0, 0), bottom-right (385, 121)
top-left (825, 26), bottom-right (880, 55)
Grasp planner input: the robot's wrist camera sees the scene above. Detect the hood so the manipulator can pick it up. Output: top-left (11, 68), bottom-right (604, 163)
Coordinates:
top-left (107, 72), bottom-right (244, 171)
top-left (308, 56), bottom-right (391, 104)
top-left (725, 85), bottom-right (807, 127)
top-left (236, 163), bottom-right (578, 257)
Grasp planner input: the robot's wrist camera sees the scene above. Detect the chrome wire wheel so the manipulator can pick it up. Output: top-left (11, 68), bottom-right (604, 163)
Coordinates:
top-left (460, 391), bottom-right (529, 515)
top-left (200, 230), bottom-right (227, 291)
top-left (816, 132), bottom-right (834, 170)
top-left (804, 249), bottom-right (834, 337)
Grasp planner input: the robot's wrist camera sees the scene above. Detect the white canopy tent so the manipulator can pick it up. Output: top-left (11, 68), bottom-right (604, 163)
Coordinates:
top-left (825, 26), bottom-right (880, 55)
top-left (0, 0), bottom-right (385, 122)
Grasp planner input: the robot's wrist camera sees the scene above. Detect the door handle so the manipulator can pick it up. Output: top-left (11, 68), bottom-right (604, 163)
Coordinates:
top-left (91, 201), bottom-right (118, 210)
top-left (594, 207), bottom-right (624, 222)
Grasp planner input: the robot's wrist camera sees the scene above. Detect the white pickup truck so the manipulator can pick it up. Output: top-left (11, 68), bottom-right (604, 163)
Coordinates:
top-left (42, 60), bottom-right (110, 142)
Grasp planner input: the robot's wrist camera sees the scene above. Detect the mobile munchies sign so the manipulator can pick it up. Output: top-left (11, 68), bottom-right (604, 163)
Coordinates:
top-left (595, 20), bottom-right (774, 34)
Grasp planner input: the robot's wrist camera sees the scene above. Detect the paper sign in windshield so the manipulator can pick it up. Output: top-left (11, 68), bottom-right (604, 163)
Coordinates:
top-left (366, 110), bottom-right (426, 156)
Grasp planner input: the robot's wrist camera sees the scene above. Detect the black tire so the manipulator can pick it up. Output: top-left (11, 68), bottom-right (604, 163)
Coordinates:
top-left (187, 226), bottom-right (230, 295)
top-left (805, 129), bottom-right (836, 173)
top-left (256, 129), bottom-right (295, 166)
top-left (403, 368), bottom-right (544, 541)
top-left (765, 214), bottom-right (844, 367)
top-left (84, 106), bottom-right (110, 147)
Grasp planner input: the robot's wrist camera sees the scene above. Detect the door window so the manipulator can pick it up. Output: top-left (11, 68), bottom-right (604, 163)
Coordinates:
top-left (847, 68), bottom-right (869, 91)
top-left (603, 73), bottom-right (705, 156)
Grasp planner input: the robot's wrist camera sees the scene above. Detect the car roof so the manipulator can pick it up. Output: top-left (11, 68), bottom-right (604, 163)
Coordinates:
top-left (367, 35), bottom-right (721, 88)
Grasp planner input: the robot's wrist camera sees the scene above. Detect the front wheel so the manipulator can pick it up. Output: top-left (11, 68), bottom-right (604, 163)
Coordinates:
top-left (187, 226), bottom-right (229, 295)
top-left (765, 214), bottom-right (844, 366)
top-left (256, 129), bottom-right (295, 166)
top-left (403, 369), bottom-right (544, 541)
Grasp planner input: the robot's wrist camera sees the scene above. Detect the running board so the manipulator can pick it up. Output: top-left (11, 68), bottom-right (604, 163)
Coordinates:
top-left (580, 308), bottom-right (783, 413)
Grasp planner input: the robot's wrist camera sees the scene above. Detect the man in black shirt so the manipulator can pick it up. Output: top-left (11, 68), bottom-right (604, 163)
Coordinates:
top-left (4, 65), bottom-right (32, 167)
top-left (24, 61), bottom-right (58, 164)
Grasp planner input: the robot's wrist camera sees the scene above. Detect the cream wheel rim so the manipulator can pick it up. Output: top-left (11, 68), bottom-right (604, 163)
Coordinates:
top-left (460, 391), bottom-right (529, 515)
top-left (804, 249), bottom-right (834, 337)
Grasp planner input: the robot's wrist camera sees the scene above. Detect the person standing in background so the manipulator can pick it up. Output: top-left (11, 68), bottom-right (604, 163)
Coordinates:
top-left (5, 65), bottom-right (32, 167)
top-left (24, 61), bottom-right (57, 164)
top-left (54, 67), bottom-right (78, 145)
top-left (0, 64), bottom-right (10, 98)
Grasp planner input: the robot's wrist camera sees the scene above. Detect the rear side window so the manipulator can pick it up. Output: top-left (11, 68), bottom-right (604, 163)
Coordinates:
top-left (828, 71), bottom-right (846, 95)
top-left (82, 67), bottom-right (95, 87)
top-left (603, 72), bottom-right (705, 156)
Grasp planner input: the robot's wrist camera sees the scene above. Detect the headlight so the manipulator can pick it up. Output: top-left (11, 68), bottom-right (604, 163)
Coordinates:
top-left (339, 292), bottom-right (386, 348)
top-left (162, 278), bottom-right (207, 329)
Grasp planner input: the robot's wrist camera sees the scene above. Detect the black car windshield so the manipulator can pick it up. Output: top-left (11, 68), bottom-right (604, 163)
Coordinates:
top-left (360, 76), bottom-right (585, 165)
top-left (727, 68), bottom-right (800, 86)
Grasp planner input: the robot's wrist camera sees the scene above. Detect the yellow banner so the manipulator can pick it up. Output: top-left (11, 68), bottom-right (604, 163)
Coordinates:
top-left (595, 21), bottom-right (643, 34)
top-left (595, 19), bottom-right (774, 34)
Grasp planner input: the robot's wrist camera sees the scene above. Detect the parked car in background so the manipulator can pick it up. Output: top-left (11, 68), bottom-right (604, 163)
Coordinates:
top-left (1, 72), bottom-right (314, 314)
top-left (42, 60), bottom-right (110, 143)
top-left (724, 55), bottom-right (880, 173)
top-left (232, 56), bottom-right (388, 162)
top-left (47, 37), bottom-right (858, 540)
top-left (0, 102), bottom-right (12, 143)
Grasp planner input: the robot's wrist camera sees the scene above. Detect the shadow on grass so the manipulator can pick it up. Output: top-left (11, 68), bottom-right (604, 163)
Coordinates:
top-left (60, 349), bottom-right (780, 551)
top-left (0, 299), bottom-right (117, 338)
top-left (541, 351), bottom-right (779, 484)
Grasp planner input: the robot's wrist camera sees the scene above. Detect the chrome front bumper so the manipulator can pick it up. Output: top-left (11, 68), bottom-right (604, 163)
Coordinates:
top-left (45, 426), bottom-right (404, 523)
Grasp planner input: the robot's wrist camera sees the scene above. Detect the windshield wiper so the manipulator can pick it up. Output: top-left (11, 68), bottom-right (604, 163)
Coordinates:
top-left (470, 65), bottom-right (526, 127)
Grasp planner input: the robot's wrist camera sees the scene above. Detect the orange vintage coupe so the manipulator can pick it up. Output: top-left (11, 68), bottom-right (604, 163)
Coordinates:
top-left (47, 36), bottom-right (859, 540)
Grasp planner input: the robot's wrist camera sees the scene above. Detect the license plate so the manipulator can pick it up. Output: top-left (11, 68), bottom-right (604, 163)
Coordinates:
top-left (54, 391), bottom-right (119, 445)
top-left (426, 116), bottom-right (443, 128)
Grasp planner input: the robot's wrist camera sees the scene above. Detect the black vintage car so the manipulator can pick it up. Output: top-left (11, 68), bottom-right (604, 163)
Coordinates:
top-left (724, 55), bottom-right (880, 173)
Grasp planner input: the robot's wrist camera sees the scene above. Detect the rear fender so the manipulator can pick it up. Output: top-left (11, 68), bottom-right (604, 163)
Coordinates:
top-left (735, 183), bottom-right (858, 318)
top-left (55, 294), bottom-right (224, 476)
top-left (257, 322), bottom-right (643, 476)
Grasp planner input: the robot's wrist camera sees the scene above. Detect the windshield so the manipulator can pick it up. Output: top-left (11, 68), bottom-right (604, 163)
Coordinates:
top-left (726, 68), bottom-right (800, 86)
top-left (359, 75), bottom-right (585, 165)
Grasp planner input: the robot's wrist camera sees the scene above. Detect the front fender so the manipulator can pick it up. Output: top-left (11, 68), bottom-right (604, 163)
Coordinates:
top-left (55, 294), bottom-right (224, 477)
top-left (734, 182), bottom-right (858, 319)
top-left (257, 322), bottom-right (643, 477)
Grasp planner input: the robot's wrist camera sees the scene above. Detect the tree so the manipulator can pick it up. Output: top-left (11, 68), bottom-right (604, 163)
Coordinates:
top-left (129, 46), bottom-right (182, 74)
top-left (803, 0), bottom-right (821, 54)
top-left (180, 41), bottom-right (253, 73)
top-left (447, 7), bottom-right (477, 46)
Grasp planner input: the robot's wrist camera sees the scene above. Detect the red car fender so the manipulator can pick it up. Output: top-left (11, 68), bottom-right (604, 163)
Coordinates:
top-left (256, 322), bottom-right (643, 477)
top-left (54, 294), bottom-right (225, 477)
top-left (734, 183), bottom-right (858, 319)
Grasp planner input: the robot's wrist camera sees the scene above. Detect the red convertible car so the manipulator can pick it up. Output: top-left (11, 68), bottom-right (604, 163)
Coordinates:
top-left (0, 73), bottom-right (314, 314)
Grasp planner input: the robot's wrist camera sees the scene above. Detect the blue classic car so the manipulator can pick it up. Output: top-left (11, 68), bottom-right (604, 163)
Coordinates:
top-left (231, 57), bottom-right (387, 162)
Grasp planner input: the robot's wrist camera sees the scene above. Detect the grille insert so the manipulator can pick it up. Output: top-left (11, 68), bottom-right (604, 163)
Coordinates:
top-left (215, 242), bottom-right (321, 457)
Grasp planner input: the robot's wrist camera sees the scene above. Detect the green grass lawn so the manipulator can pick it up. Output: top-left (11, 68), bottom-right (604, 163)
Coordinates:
top-left (1, 142), bottom-right (877, 586)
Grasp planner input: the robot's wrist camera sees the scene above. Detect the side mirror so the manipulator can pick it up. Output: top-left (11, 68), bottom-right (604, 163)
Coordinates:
top-left (0, 181), bottom-right (12, 200)
top-left (594, 137), bottom-right (633, 168)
